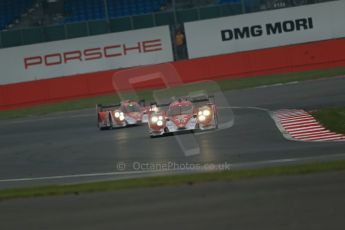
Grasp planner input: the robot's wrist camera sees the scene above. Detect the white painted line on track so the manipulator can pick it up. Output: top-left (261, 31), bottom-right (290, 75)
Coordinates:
top-left (254, 81), bottom-right (299, 89)
top-left (279, 117), bottom-right (314, 123)
top-left (233, 152), bottom-right (345, 168)
top-left (278, 115), bottom-right (313, 120)
top-left (218, 106), bottom-right (269, 112)
top-left (2, 153), bottom-right (345, 184)
top-left (280, 118), bottom-right (315, 123)
top-left (0, 112), bottom-right (95, 126)
top-left (0, 170), bottom-right (164, 183)
top-left (285, 125), bottom-right (325, 132)
top-left (292, 131), bottom-right (336, 138)
top-left (288, 127), bottom-right (325, 133)
top-left (301, 135), bottom-right (344, 141)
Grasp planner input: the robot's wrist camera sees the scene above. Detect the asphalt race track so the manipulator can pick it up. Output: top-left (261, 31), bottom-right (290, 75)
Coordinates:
top-left (2, 171), bottom-right (345, 230)
top-left (0, 76), bottom-right (345, 189)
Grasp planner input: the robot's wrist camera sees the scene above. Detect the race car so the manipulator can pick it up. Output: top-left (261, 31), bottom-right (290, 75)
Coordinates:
top-left (97, 100), bottom-right (148, 130)
top-left (148, 96), bottom-right (217, 137)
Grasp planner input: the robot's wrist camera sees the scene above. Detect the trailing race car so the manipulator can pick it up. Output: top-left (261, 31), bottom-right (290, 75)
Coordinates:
top-left (148, 96), bottom-right (217, 137)
top-left (97, 100), bottom-right (148, 130)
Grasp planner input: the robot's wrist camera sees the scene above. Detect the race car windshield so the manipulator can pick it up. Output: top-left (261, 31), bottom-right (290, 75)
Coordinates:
top-left (168, 105), bottom-right (193, 116)
top-left (122, 104), bottom-right (141, 112)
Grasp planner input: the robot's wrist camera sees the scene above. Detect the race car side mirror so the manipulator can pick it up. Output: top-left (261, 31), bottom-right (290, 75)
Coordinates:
top-left (139, 99), bottom-right (145, 106)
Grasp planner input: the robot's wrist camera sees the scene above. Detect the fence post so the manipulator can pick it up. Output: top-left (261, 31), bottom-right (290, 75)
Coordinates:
top-left (241, 0), bottom-right (246, 13)
top-left (104, 0), bottom-right (110, 22)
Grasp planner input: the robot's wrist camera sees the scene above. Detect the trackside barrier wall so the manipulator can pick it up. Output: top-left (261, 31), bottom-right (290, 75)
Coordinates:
top-left (1, 37), bottom-right (345, 110)
top-left (184, 0), bottom-right (345, 58)
top-left (0, 26), bottom-right (173, 85)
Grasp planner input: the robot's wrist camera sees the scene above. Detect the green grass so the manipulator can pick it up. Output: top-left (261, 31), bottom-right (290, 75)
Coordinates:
top-left (1, 160), bottom-right (345, 201)
top-left (1, 66), bottom-right (345, 120)
top-left (216, 66), bottom-right (345, 89)
top-left (311, 107), bottom-right (345, 134)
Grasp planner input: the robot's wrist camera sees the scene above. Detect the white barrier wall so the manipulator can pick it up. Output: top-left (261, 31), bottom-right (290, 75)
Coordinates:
top-left (0, 26), bottom-right (173, 85)
top-left (184, 0), bottom-right (345, 59)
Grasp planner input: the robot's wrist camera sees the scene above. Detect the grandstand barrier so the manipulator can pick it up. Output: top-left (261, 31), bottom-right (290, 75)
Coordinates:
top-left (0, 2), bottom-right (243, 48)
top-left (1, 37), bottom-right (345, 110)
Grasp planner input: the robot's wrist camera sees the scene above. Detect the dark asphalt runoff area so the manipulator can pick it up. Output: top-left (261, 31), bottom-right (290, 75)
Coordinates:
top-left (0, 76), bottom-right (344, 189)
top-left (1, 171), bottom-right (345, 230)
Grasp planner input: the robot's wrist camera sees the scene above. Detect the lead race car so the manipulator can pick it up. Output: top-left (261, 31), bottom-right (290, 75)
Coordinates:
top-left (148, 95), bottom-right (218, 137)
top-left (97, 100), bottom-right (148, 130)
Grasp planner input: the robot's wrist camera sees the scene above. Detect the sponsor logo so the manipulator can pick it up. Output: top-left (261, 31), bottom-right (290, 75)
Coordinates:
top-left (24, 39), bottom-right (163, 69)
top-left (221, 17), bottom-right (313, 41)
top-left (178, 116), bottom-right (186, 123)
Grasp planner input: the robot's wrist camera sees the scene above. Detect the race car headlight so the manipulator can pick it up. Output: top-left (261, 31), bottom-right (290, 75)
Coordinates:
top-left (157, 120), bottom-right (163, 126)
top-left (151, 115), bottom-right (164, 126)
top-left (151, 116), bottom-right (158, 123)
top-left (198, 108), bottom-right (211, 122)
top-left (150, 107), bottom-right (159, 112)
top-left (202, 109), bottom-right (211, 116)
top-left (198, 115), bottom-right (206, 122)
top-left (115, 111), bottom-right (124, 120)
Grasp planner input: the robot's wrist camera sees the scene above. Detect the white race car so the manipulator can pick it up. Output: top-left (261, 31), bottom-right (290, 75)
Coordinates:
top-left (97, 100), bottom-right (148, 130)
top-left (148, 96), bottom-right (217, 137)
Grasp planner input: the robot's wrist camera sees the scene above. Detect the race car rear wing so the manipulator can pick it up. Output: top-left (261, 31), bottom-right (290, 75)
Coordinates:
top-left (96, 103), bottom-right (121, 112)
top-left (191, 97), bottom-right (213, 103)
top-left (153, 95), bottom-right (214, 108)
top-left (96, 99), bottom-right (146, 112)
top-left (191, 95), bottom-right (215, 105)
top-left (155, 102), bottom-right (170, 107)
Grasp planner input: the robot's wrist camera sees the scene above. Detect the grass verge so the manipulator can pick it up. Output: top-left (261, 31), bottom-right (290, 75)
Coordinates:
top-left (311, 107), bottom-right (345, 134)
top-left (1, 160), bottom-right (345, 201)
top-left (1, 66), bottom-right (345, 120)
